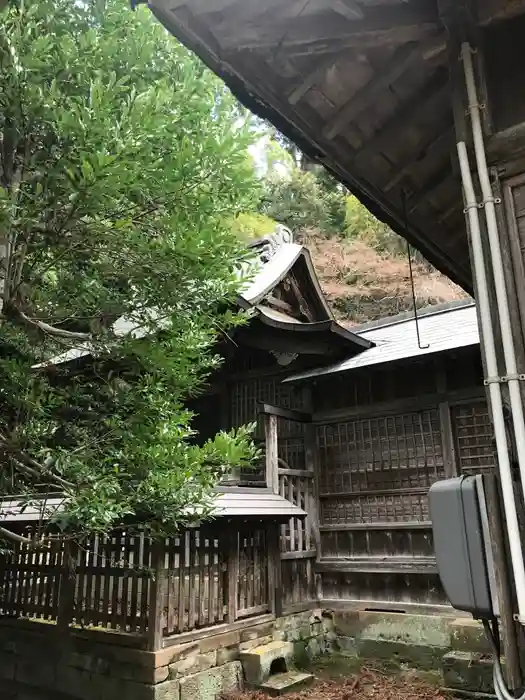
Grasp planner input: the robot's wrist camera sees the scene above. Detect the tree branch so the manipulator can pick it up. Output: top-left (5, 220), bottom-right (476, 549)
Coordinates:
top-left (14, 308), bottom-right (91, 340)
top-left (0, 434), bottom-right (74, 489)
top-left (0, 526), bottom-right (36, 546)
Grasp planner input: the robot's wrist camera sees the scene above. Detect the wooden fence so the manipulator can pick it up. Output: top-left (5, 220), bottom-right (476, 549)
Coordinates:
top-left (0, 523), bottom-right (274, 649)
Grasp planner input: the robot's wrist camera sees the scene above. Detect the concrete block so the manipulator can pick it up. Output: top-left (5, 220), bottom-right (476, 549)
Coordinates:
top-left (442, 650), bottom-right (495, 695)
top-left (216, 645), bottom-right (239, 666)
top-left (239, 635), bottom-right (272, 651)
top-left (169, 651), bottom-right (217, 679)
top-left (240, 623), bottom-right (273, 643)
top-left (240, 641), bottom-right (294, 686)
top-left (358, 637), bottom-right (447, 670)
top-left (179, 661), bottom-right (242, 700)
top-left (260, 671), bottom-right (314, 696)
top-left (154, 679), bottom-right (181, 700)
top-left (450, 619), bottom-right (491, 654)
top-left (199, 632), bottom-right (240, 655)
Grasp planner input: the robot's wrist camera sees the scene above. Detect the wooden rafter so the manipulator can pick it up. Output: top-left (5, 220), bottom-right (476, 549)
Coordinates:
top-left (354, 68), bottom-right (449, 166)
top-left (407, 163), bottom-right (453, 214)
top-left (288, 54), bottom-right (340, 106)
top-left (384, 126), bottom-right (454, 193)
top-left (323, 42), bottom-right (423, 140)
top-left (218, 2), bottom-right (439, 51)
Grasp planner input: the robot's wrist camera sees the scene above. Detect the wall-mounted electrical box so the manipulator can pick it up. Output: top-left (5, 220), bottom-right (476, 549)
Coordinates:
top-left (429, 475), bottom-right (497, 619)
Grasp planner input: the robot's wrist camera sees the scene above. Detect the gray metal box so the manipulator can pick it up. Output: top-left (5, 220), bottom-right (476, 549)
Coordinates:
top-left (429, 475), bottom-right (495, 619)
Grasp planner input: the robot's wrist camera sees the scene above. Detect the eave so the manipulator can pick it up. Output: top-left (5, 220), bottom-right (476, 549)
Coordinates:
top-left (147, 0), bottom-right (521, 295)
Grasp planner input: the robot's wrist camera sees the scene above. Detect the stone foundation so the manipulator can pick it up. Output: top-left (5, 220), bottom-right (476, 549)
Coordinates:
top-left (0, 610), bottom-right (334, 700)
top-left (0, 611), bottom-right (500, 699)
top-left (331, 610), bottom-right (496, 696)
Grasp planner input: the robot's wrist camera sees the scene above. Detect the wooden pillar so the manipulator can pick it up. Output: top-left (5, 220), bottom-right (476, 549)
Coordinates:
top-left (436, 358), bottom-right (458, 478)
top-left (147, 539), bottom-right (166, 651)
top-left (226, 529), bottom-right (239, 623)
top-left (264, 412), bottom-right (279, 494)
top-left (268, 522), bottom-right (282, 617)
top-left (57, 540), bottom-right (78, 634)
top-left (484, 473), bottom-right (523, 687)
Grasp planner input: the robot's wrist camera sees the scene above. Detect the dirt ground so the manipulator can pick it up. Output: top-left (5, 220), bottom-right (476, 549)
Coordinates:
top-left (223, 657), bottom-right (450, 700)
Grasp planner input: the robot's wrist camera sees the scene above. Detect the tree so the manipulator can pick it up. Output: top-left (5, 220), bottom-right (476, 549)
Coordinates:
top-left (0, 0), bottom-right (261, 544)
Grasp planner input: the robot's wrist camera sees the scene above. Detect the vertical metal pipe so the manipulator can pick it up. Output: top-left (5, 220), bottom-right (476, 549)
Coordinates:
top-left (457, 141), bottom-right (525, 622)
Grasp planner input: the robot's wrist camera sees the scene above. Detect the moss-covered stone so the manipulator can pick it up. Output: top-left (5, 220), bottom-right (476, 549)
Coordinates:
top-left (357, 638), bottom-right (446, 671)
top-left (179, 661), bottom-right (242, 700)
top-left (450, 619), bottom-right (491, 654)
top-left (442, 650), bottom-right (495, 695)
top-left (293, 641), bottom-right (310, 669)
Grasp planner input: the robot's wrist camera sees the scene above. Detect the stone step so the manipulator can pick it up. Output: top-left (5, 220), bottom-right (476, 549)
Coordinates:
top-left (442, 650), bottom-right (497, 695)
top-left (259, 671), bottom-right (315, 696)
top-left (240, 641), bottom-right (294, 686)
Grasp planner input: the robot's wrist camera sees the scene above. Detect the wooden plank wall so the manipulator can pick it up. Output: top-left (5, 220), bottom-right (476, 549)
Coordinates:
top-left (312, 346), bottom-right (497, 611)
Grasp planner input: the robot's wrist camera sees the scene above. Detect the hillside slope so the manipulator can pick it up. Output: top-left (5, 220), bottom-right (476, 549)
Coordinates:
top-left (301, 232), bottom-right (470, 326)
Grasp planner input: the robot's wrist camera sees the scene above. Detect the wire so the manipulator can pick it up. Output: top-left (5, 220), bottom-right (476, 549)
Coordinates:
top-left (402, 189), bottom-right (429, 350)
top-left (483, 618), bottom-right (525, 700)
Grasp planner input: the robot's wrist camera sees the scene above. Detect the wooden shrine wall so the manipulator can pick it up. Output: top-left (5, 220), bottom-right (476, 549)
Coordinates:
top-left (311, 345), bottom-right (496, 611)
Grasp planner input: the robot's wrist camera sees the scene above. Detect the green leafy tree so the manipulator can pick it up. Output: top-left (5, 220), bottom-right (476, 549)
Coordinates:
top-left (260, 169), bottom-right (331, 232)
top-left (258, 130), bottom-right (347, 234)
top-left (0, 0), bottom-right (261, 544)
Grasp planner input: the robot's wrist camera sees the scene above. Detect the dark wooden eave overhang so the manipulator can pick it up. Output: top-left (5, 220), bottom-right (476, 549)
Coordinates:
top-left (236, 304), bottom-right (373, 359)
top-left (148, 0), bottom-right (525, 295)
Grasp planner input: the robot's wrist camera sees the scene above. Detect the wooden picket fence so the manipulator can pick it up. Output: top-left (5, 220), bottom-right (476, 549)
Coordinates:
top-left (0, 523), bottom-right (275, 649)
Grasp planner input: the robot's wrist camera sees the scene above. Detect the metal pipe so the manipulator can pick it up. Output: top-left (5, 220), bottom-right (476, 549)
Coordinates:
top-left (457, 141), bottom-right (525, 623)
top-left (461, 41), bottom-right (525, 624)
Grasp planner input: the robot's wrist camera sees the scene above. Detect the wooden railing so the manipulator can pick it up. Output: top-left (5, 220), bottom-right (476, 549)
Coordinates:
top-left (0, 523), bottom-right (274, 650)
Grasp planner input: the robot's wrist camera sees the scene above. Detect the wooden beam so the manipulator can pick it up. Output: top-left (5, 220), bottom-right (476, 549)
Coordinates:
top-left (323, 42), bottom-right (423, 140)
top-left (288, 55), bottom-right (338, 106)
top-left (287, 272), bottom-right (315, 321)
top-left (385, 126), bottom-right (454, 193)
top-left (221, 3), bottom-right (439, 51)
top-left (354, 69), bottom-right (449, 166)
top-left (266, 294), bottom-right (295, 315)
top-left (320, 521), bottom-right (431, 531)
top-left (259, 403), bottom-right (312, 423)
top-left (407, 162), bottom-right (452, 214)
top-left (315, 558), bottom-right (437, 575)
top-left (313, 385), bottom-right (484, 423)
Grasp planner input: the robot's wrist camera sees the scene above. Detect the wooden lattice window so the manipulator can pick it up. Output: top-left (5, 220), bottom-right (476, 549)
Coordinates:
top-left (451, 400), bottom-right (497, 474)
top-left (316, 409), bottom-right (445, 524)
top-left (317, 410), bottom-right (444, 494)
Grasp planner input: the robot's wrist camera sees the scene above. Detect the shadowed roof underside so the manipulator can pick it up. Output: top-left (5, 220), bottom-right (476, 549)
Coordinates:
top-left (148, 0), bottom-right (525, 295)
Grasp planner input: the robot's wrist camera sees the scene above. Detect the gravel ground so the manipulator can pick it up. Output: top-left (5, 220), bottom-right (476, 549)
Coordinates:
top-left (223, 666), bottom-right (450, 700)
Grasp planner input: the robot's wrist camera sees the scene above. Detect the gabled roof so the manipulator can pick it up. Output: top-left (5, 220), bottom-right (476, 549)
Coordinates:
top-left (34, 225), bottom-right (371, 368)
top-left (285, 300), bottom-right (479, 382)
